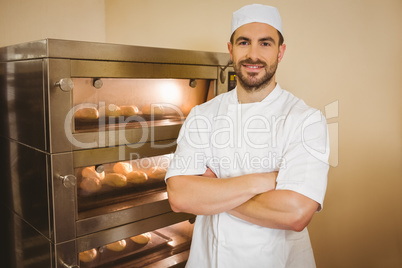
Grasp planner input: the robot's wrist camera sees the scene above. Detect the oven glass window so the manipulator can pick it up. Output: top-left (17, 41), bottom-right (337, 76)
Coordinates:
top-left (72, 78), bottom-right (213, 133)
top-left (76, 154), bottom-right (172, 217)
top-left (79, 220), bottom-right (194, 268)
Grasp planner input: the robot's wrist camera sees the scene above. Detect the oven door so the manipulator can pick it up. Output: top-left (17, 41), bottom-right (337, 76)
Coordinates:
top-left (47, 59), bottom-right (222, 154)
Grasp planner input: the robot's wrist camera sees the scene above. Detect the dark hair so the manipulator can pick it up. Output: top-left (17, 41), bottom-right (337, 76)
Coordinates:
top-left (230, 29), bottom-right (284, 46)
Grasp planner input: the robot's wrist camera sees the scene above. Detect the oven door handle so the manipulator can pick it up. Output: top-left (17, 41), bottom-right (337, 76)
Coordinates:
top-left (55, 78), bottom-right (74, 92)
top-left (59, 174), bottom-right (77, 188)
top-left (59, 258), bottom-right (79, 268)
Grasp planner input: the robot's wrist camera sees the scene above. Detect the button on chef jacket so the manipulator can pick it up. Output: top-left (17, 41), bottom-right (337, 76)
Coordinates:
top-left (165, 84), bottom-right (329, 268)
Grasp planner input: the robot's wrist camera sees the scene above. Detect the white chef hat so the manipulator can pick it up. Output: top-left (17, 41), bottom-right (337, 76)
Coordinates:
top-left (231, 4), bottom-right (283, 36)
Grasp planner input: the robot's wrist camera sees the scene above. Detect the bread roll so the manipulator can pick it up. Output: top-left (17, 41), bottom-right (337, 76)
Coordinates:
top-left (103, 173), bottom-right (127, 187)
top-left (146, 166), bottom-right (167, 180)
top-left (79, 248), bottom-right (97, 263)
top-left (130, 232), bottom-right (151, 245)
top-left (113, 162), bottom-right (133, 176)
top-left (82, 166), bottom-right (105, 180)
top-left (120, 105), bottom-right (140, 116)
top-left (80, 177), bottom-right (102, 193)
top-left (127, 171), bottom-right (148, 184)
top-left (99, 104), bottom-right (121, 117)
top-left (75, 107), bottom-right (99, 120)
top-left (142, 104), bottom-right (164, 115)
top-left (106, 239), bottom-right (127, 251)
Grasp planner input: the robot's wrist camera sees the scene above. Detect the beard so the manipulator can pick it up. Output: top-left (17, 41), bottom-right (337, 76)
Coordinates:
top-left (233, 58), bottom-right (278, 92)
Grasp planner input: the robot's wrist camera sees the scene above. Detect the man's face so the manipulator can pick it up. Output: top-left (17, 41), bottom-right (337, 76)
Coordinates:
top-left (228, 22), bottom-right (285, 92)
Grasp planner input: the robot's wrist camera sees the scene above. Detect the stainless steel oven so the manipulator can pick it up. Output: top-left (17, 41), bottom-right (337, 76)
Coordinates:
top-left (0, 39), bottom-right (233, 268)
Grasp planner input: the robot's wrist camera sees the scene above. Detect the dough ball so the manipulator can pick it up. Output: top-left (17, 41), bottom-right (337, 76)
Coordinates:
top-left (130, 232), bottom-right (151, 245)
top-left (79, 248), bottom-right (97, 263)
top-left (126, 171), bottom-right (148, 184)
top-left (120, 105), bottom-right (140, 116)
top-left (80, 177), bottom-right (102, 193)
top-left (106, 239), bottom-right (127, 251)
top-left (146, 166), bottom-right (167, 180)
top-left (75, 107), bottom-right (99, 120)
top-left (103, 173), bottom-right (127, 187)
top-left (113, 162), bottom-right (133, 176)
top-left (142, 104), bottom-right (164, 115)
top-left (82, 166), bottom-right (105, 180)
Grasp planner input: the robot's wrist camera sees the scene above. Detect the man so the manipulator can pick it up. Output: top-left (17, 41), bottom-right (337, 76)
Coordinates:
top-left (165, 4), bottom-right (329, 267)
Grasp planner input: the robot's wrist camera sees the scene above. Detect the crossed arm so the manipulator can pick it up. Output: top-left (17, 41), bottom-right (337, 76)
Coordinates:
top-left (166, 168), bottom-right (319, 232)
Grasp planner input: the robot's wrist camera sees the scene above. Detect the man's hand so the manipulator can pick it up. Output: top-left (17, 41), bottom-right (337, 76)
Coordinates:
top-left (262, 171), bottom-right (278, 191)
top-left (201, 167), bottom-right (217, 178)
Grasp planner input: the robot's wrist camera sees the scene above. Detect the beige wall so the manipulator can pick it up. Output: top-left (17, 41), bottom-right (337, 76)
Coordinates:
top-left (1, 0), bottom-right (401, 267)
top-left (0, 0), bottom-right (106, 47)
top-left (104, 0), bottom-right (232, 52)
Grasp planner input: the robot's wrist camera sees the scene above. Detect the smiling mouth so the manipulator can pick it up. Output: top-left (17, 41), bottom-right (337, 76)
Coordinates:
top-left (240, 59), bottom-right (266, 72)
top-left (242, 64), bottom-right (264, 72)
top-left (243, 64), bottom-right (263, 69)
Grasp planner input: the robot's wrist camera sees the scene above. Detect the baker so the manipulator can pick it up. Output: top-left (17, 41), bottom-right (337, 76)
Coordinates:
top-left (165, 4), bottom-right (329, 267)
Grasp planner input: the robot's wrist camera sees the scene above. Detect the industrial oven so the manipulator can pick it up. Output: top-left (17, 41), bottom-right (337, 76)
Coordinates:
top-left (0, 39), bottom-right (233, 268)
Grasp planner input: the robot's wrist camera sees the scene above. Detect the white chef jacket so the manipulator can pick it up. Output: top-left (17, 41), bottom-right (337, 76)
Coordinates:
top-left (165, 84), bottom-right (329, 268)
